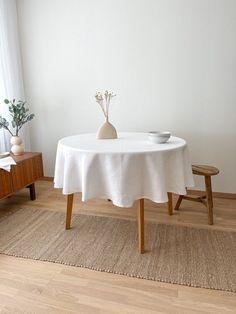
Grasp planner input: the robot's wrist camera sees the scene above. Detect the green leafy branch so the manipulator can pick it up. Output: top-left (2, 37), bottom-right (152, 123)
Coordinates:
top-left (0, 99), bottom-right (35, 136)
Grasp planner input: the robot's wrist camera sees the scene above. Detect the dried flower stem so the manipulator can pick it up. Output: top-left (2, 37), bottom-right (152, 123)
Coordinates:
top-left (95, 90), bottom-right (116, 120)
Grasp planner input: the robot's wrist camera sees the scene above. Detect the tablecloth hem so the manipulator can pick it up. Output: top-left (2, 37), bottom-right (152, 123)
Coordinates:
top-left (54, 185), bottom-right (195, 208)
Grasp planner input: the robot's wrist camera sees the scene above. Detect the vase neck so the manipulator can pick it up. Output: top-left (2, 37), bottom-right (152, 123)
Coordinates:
top-left (105, 116), bottom-right (109, 123)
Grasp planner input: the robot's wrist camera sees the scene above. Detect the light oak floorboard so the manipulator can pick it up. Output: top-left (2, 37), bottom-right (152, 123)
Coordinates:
top-left (0, 181), bottom-right (235, 314)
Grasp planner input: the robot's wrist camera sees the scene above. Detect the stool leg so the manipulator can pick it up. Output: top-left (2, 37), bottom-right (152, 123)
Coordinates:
top-left (174, 195), bottom-right (184, 211)
top-left (167, 192), bottom-right (173, 215)
top-left (205, 176), bottom-right (214, 225)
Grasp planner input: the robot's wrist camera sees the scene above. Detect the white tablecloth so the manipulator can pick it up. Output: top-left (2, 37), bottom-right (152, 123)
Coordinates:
top-left (0, 156), bottom-right (16, 172)
top-left (54, 132), bottom-right (194, 207)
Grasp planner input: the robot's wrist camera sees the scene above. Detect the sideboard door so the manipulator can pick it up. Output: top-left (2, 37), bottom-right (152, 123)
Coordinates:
top-left (11, 154), bottom-right (43, 191)
top-left (0, 169), bottom-right (13, 198)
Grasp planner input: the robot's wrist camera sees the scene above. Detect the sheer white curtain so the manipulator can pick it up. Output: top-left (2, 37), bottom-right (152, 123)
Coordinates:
top-left (0, 0), bottom-right (30, 151)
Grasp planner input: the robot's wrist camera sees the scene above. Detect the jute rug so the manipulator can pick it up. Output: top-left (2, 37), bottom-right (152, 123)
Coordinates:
top-left (0, 208), bottom-right (235, 292)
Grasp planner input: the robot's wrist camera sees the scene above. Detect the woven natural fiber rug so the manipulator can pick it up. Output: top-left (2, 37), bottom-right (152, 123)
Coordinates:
top-left (0, 208), bottom-right (235, 292)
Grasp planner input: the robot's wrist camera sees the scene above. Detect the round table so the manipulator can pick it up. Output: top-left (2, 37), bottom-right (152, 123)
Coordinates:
top-left (54, 132), bottom-right (194, 253)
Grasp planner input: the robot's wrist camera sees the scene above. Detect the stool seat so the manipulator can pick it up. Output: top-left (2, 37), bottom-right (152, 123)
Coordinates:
top-left (192, 165), bottom-right (219, 176)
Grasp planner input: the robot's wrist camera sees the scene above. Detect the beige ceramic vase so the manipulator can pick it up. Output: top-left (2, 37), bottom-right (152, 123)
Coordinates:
top-left (10, 136), bottom-right (24, 155)
top-left (97, 118), bottom-right (117, 139)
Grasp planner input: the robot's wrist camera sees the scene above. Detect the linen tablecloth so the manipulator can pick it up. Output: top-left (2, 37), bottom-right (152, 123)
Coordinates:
top-left (0, 156), bottom-right (16, 172)
top-left (54, 132), bottom-right (194, 207)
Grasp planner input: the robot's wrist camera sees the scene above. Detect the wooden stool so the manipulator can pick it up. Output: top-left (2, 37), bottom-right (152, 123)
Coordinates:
top-left (174, 165), bottom-right (219, 225)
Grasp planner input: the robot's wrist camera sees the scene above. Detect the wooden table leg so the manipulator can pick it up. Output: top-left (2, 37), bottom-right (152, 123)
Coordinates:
top-left (66, 194), bottom-right (74, 230)
top-left (174, 195), bottom-right (183, 211)
top-left (167, 192), bottom-right (173, 215)
top-left (138, 199), bottom-right (145, 254)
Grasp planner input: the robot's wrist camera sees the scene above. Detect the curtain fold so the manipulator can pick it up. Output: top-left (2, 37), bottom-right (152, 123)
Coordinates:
top-left (0, 0), bottom-right (30, 152)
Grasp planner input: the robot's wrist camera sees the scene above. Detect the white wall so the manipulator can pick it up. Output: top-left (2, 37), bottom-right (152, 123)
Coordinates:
top-left (16, 0), bottom-right (236, 193)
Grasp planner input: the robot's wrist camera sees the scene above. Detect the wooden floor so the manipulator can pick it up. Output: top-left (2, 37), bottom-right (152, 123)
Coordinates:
top-left (0, 181), bottom-right (235, 314)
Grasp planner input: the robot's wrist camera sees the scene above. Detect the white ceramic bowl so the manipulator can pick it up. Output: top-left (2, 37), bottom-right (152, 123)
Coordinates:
top-left (148, 131), bottom-right (171, 144)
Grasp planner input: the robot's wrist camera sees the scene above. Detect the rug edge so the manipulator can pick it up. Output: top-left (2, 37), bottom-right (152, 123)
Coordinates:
top-left (0, 252), bottom-right (235, 294)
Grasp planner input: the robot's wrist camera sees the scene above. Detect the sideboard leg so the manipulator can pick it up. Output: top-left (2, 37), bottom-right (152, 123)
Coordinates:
top-left (167, 192), bottom-right (173, 215)
top-left (66, 194), bottom-right (74, 230)
top-left (138, 199), bottom-right (145, 254)
top-left (28, 183), bottom-right (36, 200)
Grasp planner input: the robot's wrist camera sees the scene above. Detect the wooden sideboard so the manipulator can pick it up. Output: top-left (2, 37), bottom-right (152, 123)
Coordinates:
top-left (0, 152), bottom-right (44, 200)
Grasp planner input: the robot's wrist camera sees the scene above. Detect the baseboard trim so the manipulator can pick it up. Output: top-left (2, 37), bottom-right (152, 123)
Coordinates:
top-left (39, 177), bottom-right (236, 199)
top-left (40, 176), bottom-right (54, 182)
